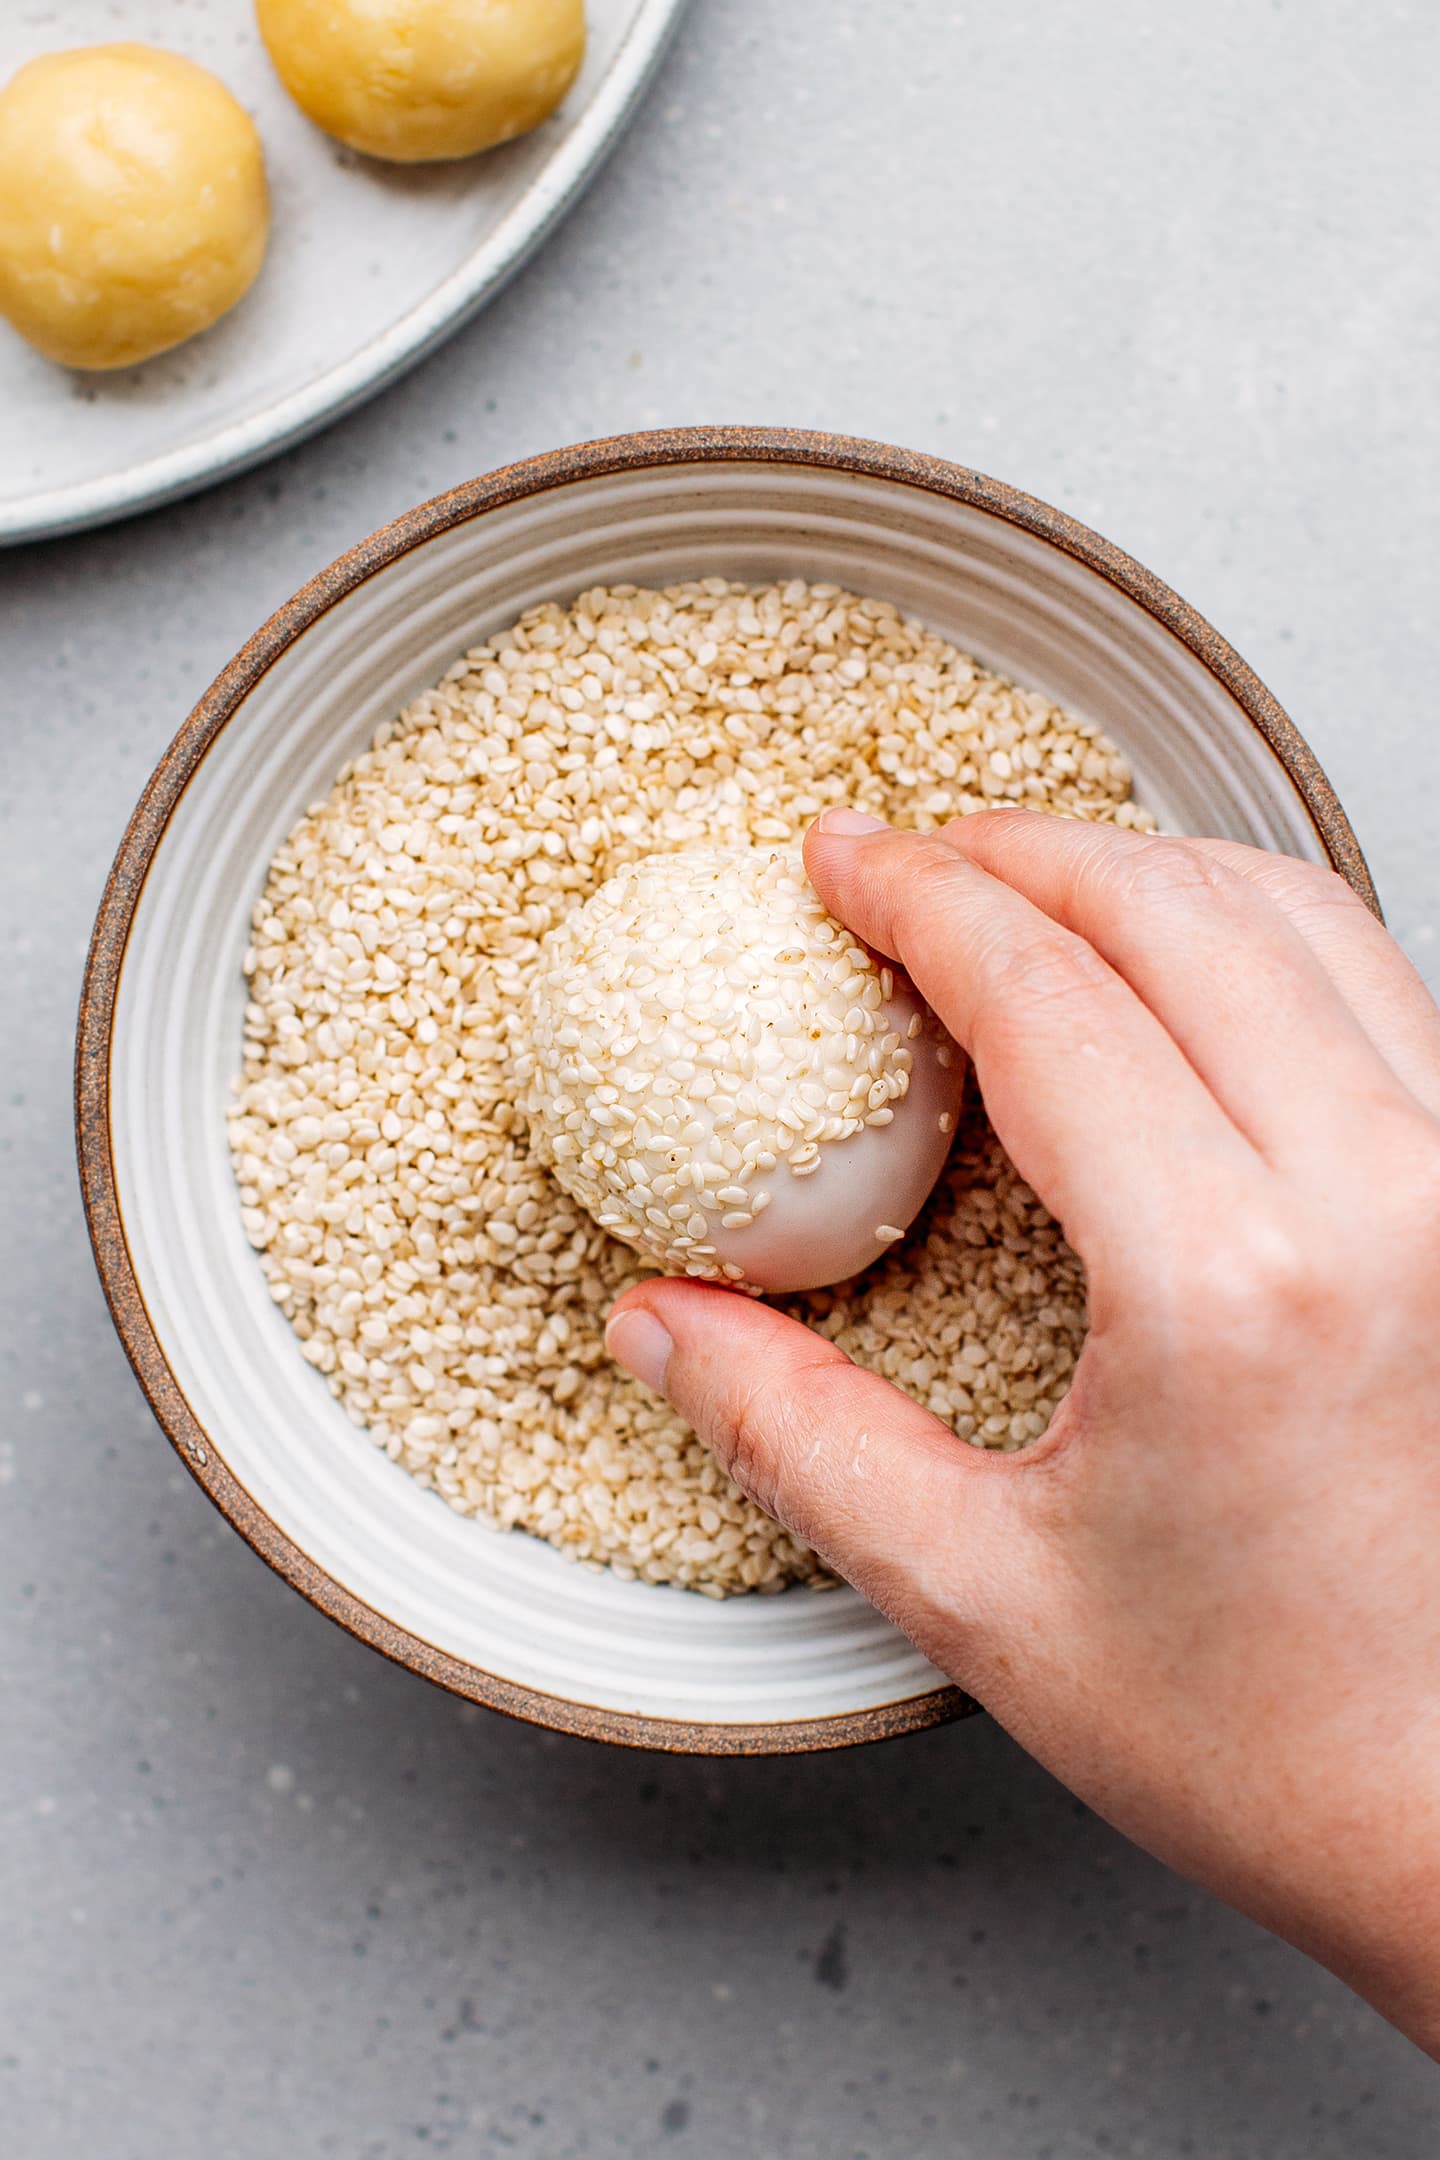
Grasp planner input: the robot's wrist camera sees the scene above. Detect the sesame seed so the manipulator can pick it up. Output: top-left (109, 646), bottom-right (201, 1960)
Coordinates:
top-left (230, 577), bottom-right (1146, 1597)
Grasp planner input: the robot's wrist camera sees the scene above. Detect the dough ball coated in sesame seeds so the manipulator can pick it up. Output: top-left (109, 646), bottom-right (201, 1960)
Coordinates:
top-left (516, 844), bottom-right (968, 1294)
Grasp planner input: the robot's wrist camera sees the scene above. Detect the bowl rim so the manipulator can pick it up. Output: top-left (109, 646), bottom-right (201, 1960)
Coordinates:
top-left (74, 425), bottom-right (1377, 1756)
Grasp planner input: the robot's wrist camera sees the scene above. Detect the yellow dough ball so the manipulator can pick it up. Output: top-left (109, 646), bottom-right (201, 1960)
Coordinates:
top-left (0, 44), bottom-right (269, 372)
top-left (255, 0), bottom-right (586, 164)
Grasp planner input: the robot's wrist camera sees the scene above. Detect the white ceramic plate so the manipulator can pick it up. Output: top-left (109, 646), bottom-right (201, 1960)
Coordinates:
top-left (78, 433), bottom-right (1372, 1752)
top-left (0, 0), bottom-right (686, 545)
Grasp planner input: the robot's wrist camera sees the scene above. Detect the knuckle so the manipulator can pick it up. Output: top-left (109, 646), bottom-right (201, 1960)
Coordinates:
top-left (725, 1347), bottom-right (863, 1537)
top-left (894, 837), bottom-right (973, 921)
top-left (938, 805), bottom-right (1032, 854)
top-left (1203, 843), bottom-right (1374, 928)
top-left (1267, 859), bottom-right (1373, 930)
top-left (1108, 835), bottom-right (1232, 906)
top-left (886, 845), bottom-right (980, 974)
top-left (723, 1388), bottom-right (783, 1518)
top-left (1185, 1216), bottom-right (1345, 1349)
top-left (1182, 1121), bottom-right (1440, 1358)
top-left (722, 1351), bottom-right (848, 1520)
top-left (1270, 853), bottom-right (1364, 904)
top-left (988, 926), bottom-right (1114, 1015)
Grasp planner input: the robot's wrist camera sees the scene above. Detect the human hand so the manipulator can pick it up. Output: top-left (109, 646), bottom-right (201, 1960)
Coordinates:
top-left (606, 808), bottom-right (1440, 2053)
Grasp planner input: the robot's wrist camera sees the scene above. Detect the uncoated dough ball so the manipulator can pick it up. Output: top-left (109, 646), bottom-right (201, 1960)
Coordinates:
top-left (0, 44), bottom-right (269, 372)
top-left (256, 0), bottom-right (586, 163)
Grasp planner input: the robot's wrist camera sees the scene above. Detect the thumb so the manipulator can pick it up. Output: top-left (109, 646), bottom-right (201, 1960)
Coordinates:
top-left (605, 1280), bottom-right (1032, 1659)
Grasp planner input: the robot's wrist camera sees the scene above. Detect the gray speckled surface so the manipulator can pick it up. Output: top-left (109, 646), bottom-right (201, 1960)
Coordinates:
top-left (3, 2), bottom-right (1438, 2153)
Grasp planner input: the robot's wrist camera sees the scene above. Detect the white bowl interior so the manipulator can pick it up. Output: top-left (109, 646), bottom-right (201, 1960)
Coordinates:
top-left (110, 460), bottom-right (1329, 1727)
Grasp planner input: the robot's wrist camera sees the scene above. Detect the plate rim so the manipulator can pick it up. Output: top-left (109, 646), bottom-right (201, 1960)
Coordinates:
top-left (0, 0), bottom-right (690, 547)
top-left (75, 426), bottom-right (1375, 1754)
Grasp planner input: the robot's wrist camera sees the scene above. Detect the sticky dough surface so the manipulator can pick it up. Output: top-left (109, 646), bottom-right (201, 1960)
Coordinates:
top-left (710, 980), bottom-right (966, 1293)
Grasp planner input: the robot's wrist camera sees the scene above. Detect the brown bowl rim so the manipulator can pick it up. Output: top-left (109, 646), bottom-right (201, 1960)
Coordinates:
top-left (74, 425), bottom-right (1376, 1757)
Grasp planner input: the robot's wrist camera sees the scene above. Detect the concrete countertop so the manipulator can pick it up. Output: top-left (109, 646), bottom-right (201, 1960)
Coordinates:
top-left (3, 2), bottom-right (1437, 2153)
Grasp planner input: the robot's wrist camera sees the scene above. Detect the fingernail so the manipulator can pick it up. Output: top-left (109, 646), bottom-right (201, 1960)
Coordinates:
top-left (605, 1307), bottom-right (674, 1396)
top-left (815, 807), bottom-right (888, 836)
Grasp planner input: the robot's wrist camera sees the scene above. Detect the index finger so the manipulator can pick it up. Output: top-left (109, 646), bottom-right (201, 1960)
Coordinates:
top-left (804, 813), bottom-right (1257, 1273)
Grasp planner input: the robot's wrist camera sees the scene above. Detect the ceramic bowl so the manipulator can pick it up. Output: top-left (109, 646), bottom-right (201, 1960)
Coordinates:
top-left (77, 428), bottom-right (1374, 1754)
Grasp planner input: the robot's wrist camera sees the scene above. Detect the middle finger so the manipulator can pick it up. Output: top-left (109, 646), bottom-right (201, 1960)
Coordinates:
top-left (942, 812), bottom-right (1416, 1165)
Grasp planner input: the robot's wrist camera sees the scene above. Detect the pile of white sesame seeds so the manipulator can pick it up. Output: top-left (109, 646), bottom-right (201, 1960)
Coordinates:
top-left (516, 844), bottom-right (920, 1287)
top-left (229, 578), bottom-right (1147, 1596)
